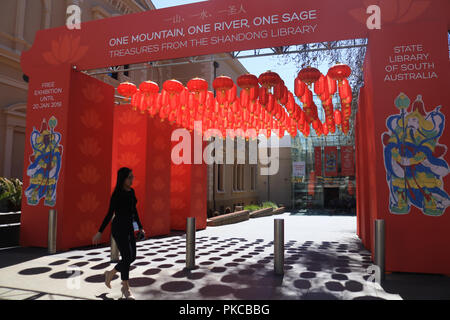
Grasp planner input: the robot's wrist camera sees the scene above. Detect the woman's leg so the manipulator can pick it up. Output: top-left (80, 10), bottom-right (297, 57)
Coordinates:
top-left (113, 230), bottom-right (135, 281)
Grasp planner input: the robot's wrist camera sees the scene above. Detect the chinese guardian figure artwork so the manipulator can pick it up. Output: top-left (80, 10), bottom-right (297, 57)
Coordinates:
top-left (24, 116), bottom-right (63, 207)
top-left (382, 93), bottom-right (449, 216)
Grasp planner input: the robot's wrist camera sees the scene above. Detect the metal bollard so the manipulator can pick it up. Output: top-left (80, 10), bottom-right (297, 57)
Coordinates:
top-left (110, 234), bottom-right (119, 263)
top-left (186, 217), bottom-right (196, 269)
top-left (374, 219), bottom-right (385, 281)
top-left (48, 209), bottom-right (57, 254)
top-left (274, 219), bottom-right (284, 275)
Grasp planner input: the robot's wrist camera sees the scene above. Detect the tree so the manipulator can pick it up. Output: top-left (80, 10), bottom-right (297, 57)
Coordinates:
top-left (280, 38), bottom-right (368, 93)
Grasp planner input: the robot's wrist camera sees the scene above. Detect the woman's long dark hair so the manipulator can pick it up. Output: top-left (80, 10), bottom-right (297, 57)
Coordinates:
top-left (113, 167), bottom-right (132, 195)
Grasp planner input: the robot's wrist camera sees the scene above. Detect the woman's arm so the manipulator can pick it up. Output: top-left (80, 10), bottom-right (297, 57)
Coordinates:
top-left (98, 193), bottom-right (116, 233)
top-left (132, 190), bottom-right (143, 230)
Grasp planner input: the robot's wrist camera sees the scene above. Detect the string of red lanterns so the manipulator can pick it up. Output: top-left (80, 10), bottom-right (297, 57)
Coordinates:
top-left (116, 64), bottom-right (353, 140)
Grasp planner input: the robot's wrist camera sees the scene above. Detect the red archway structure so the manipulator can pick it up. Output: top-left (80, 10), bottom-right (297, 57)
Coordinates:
top-left (20, 0), bottom-right (450, 275)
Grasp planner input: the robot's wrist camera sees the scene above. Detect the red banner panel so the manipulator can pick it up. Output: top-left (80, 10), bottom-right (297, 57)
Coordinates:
top-left (341, 146), bottom-right (354, 176)
top-left (112, 107), bottom-right (175, 238)
top-left (20, 67), bottom-right (114, 250)
top-left (171, 130), bottom-right (207, 231)
top-left (111, 105), bottom-right (148, 239)
top-left (314, 146), bottom-right (322, 176)
top-left (324, 146), bottom-right (338, 177)
top-left (367, 21), bottom-right (450, 274)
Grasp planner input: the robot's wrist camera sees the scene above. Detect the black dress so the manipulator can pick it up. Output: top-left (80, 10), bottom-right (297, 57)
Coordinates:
top-left (98, 188), bottom-right (143, 281)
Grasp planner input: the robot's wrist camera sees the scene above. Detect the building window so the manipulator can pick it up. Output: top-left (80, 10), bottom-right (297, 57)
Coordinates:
top-left (217, 164), bottom-right (224, 192)
top-left (233, 164), bottom-right (237, 191)
top-left (240, 165), bottom-right (245, 191)
top-left (251, 165), bottom-right (256, 191)
top-left (235, 164), bottom-right (244, 191)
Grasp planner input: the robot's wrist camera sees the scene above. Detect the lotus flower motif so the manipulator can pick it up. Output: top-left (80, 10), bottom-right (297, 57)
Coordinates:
top-left (79, 138), bottom-right (101, 157)
top-left (171, 198), bottom-right (187, 210)
top-left (119, 110), bottom-right (141, 125)
top-left (77, 193), bottom-right (100, 213)
top-left (151, 198), bottom-right (165, 212)
top-left (76, 220), bottom-right (97, 241)
top-left (153, 137), bottom-right (166, 151)
top-left (152, 177), bottom-right (166, 191)
top-left (43, 35), bottom-right (89, 66)
top-left (152, 156), bottom-right (166, 170)
top-left (118, 152), bottom-right (140, 167)
top-left (82, 84), bottom-right (104, 103)
top-left (193, 183), bottom-right (204, 195)
top-left (193, 199), bottom-right (204, 211)
top-left (171, 181), bottom-right (186, 193)
top-left (119, 131), bottom-right (141, 146)
top-left (78, 165), bottom-right (100, 184)
top-left (349, 0), bottom-right (430, 24)
top-left (171, 165), bottom-right (187, 177)
top-left (80, 109), bottom-right (102, 129)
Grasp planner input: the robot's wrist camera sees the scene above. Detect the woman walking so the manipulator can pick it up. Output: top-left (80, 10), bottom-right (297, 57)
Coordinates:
top-left (92, 167), bottom-right (144, 300)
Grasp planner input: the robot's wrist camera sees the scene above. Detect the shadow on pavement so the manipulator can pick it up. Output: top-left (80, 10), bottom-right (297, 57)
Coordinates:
top-left (381, 272), bottom-right (450, 300)
top-left (0, 247), bottom-right (49, 269)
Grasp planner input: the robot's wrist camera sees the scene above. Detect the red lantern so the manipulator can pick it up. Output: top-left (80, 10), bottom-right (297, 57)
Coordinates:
top-left (313, 74), bottom-right (326, 96)
top-left (139, 81), bottom-right (159, 94)
top-left (294, 78), bottom-right (306, 98)
top-left (228, 84), bottom-right (237, 103)
top-left (273, 81), bottom-right (284, 100)
top-left (279, 85), bottom-right (288, 105)
top-left (322, 121), bottom-right (329, 135)
top-left (258, 71), bottom-right (281, 88)
top-left (118, 82), bottom-right (137, 99)
top-left (328, 63), bottom-right (351, 82)
top-left (300, 88), bottom-right (313, 106)
top-left (259, 87), bottom-right (269, 105)
top-left (326, 74), bottom-right (337, 95)
top-left (163, 79), bottom-right (184, 93)
top-left (131, 90), bottom-right (142, 111)
top-left (339, 78), bottom-right (352, 103)
top-left (213, 76), bottom-right (234, 105)
top-left (138, 94), bottom-right (148, 114)
top-left (286, 92), bottom-right (295, 114)
top-left (187, 77), bottom-right (208, 92)
top-left (149, 92), bottom-right (162, 117)
top-left (334, 109), bottom-right (342, 125)
top-left (213, 76), bottom-right (234, 91)
top-left (181, 87), bottom-right (190, 107)
top-left (312, 119), bottom-right (320, 130)
top-left (297, 67), bottom-right (321, 85)
top-left (240, 89), bottom-right (250, 109)
top-left (249, 87), bottom-right (259, 101)
top-left (237, 74), bottom-right (259, 89)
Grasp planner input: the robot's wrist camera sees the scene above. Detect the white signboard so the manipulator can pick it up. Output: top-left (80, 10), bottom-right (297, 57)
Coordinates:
top-left (293, 161), bottom-right (305, 177)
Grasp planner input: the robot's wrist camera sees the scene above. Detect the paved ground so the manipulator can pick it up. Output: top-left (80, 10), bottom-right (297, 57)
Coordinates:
top-left (0, 213), bottom-right (447, 300)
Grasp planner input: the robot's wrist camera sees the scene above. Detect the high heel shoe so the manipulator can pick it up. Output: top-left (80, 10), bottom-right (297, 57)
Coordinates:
top-left (121, 285), bottom-right (135, 300)
top-left (104, 270), bottom-right (114, 289)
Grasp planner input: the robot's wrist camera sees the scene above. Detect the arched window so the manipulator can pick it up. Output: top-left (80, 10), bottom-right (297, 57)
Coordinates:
top-left (2, 103), bottom-right (26, 179)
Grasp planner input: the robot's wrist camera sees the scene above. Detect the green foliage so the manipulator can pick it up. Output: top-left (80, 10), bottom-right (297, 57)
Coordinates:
top-left (244, 202), bottom-right (278, 212)
top-left (244, 205), bottom-right (260, 212)
top-left (261, 201), bottom-right (278, 209)
top-left (0, 178), bottom-right (22, 212)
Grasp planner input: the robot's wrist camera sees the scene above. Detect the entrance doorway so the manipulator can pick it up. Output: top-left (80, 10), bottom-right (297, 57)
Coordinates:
top-left (324, 187), bottom-right (339, 208)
